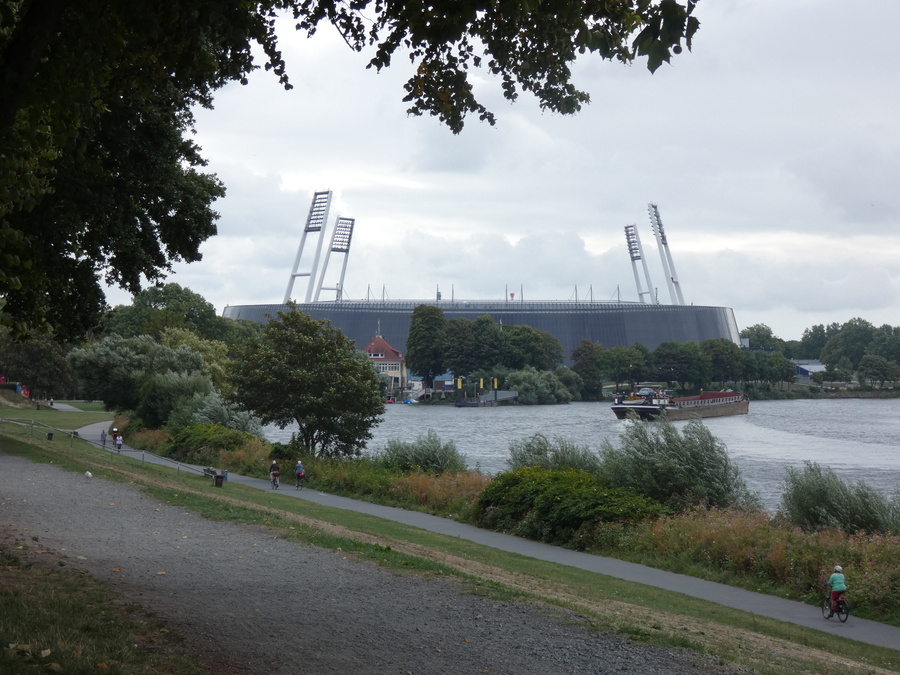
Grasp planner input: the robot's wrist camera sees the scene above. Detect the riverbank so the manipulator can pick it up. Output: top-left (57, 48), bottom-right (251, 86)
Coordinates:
top-left (8, 427), bottom-right (900, 675)
top-left (0, 447), bottom-right (764, 675)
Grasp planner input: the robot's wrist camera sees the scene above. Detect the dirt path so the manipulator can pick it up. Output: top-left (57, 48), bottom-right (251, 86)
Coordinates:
top-left (0, 452), bottom-right (745, 674)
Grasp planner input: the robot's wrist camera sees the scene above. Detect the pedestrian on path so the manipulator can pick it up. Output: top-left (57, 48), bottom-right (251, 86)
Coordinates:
top-left (294, 461), bottom-right (305, 489)
top-left (100, 429), bottom-right (107, 449)
top-left (115, 435), bottom-right (123, 453)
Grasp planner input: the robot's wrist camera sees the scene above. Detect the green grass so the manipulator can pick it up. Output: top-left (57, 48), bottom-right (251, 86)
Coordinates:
top-left (2, 425), bottom-right (900, 675)
top-left (0, 545), bottom-right (207, 675)
top-left (0, 409), bottom-right (112, 433)
top-left (58, 400), bottom-right (109, 413)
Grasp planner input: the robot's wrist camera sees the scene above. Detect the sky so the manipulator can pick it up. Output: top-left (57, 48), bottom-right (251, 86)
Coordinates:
top-left (104, 0), bottom-right (900, 343)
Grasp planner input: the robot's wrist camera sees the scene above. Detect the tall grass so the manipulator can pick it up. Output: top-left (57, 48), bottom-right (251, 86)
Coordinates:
top-left (506, 433), bottom-right (602, 473)
top-left (603, 507), bottom-right (900, 623)
top-left (600, 417), bottom-right (759, 510)
top-left (779, 461), bottom-right (900, 535)
top-left (301, 453), bottom-right (488, 517)
top-left (376, 430), bottom-right (467, 475)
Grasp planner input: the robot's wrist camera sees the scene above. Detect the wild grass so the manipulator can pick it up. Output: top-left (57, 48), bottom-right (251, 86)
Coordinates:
top-left (597, 507), bottom-right (900, 625)
top-left (506, 433), bottom-right (602, 473)
top-left (600, 417), bottom-right (760, 510)
top-left (304, 453), bottom-right (488, 517)
top-left (376, 429), bottom-right (467, 475)
top-left (780, 461), bottom-right (900, 535)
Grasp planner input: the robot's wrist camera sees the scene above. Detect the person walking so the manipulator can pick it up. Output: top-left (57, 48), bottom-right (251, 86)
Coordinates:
top-left (115, 434), bottom-right (123, 453)
top-left (100, 429), bottom-right (107, 449)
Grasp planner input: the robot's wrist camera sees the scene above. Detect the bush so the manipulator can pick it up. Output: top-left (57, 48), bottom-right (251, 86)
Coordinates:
top-left (167, 391), bottom-right (263, 437)
top-left (135, 370), bottom-right (213, 428)
top-left (779, 461), bottom-right (900, 535)
top-left (506, 433), bottom-right (602, 474)
top-left (377, 430), bottom-right (467, 475)
top-left (599, 417), bottom-right (759, 511)
top-left (505, 367), bottom-right (573, 405)
top-left (218, 436), bottom-right (273, 476)
top-left (166, 422), bottom-right (266, 468)
top-left (475, 467), bottom-right (665, 548)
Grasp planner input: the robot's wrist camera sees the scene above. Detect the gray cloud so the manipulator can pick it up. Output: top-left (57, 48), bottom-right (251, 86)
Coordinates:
top-left (105, 0), bottom-right (900, 343)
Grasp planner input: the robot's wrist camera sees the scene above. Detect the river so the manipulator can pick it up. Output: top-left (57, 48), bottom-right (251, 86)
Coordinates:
top-left (265, 398), bottom-right (900, 510)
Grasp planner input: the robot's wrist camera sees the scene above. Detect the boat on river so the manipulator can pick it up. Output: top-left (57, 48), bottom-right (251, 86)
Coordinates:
top-left (611, 387), bottom-right (749, 421)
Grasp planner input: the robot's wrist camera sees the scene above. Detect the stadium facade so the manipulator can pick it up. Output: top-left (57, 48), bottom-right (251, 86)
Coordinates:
top-left (222, 193), bottom-right (742, 362)
top-left (222, 300), bottom-right (742, 363)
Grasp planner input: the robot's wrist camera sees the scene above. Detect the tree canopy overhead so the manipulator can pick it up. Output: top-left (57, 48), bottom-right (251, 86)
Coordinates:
top-left (1, 0), bottom-right (699, 338)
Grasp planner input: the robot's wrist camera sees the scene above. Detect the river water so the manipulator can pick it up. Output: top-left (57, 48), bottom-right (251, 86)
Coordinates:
top-left (265, 399), bottom-right (900, 510)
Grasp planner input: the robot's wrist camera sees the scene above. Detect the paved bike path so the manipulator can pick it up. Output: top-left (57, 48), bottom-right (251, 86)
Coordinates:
top-left (73, 419), bottom-right (900, 651)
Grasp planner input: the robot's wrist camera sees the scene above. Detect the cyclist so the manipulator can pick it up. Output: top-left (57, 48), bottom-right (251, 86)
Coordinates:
top-left (294, 460), bottom-right (306, 489)
top-left (269, 461), bottom-right (280, 489)
top-left (826, 565), bottom-right (847, 617)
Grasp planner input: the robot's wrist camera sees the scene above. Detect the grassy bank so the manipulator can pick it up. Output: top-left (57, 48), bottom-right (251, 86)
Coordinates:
top-left (2, 425), bottom-right (899, 674)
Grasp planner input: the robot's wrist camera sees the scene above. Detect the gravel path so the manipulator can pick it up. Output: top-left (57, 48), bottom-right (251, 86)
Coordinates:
top-left (1, 453), bottom-right (738, 674)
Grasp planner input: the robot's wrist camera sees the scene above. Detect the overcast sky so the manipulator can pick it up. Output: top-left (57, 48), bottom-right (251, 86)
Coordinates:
top-left (105, 0), bottom-right (900, 342)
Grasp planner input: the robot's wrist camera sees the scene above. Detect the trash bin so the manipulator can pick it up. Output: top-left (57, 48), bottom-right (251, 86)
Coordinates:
top-left (47, 432), bottom-right (53, 441)
top-left (214, 474), bottom-right (224, 488)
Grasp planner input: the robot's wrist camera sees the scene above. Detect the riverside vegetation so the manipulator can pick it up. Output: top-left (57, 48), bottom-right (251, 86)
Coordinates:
top-left (4, 406), bottom-right (900, 675)
top-left (119, 409), bottom-right (900, 628)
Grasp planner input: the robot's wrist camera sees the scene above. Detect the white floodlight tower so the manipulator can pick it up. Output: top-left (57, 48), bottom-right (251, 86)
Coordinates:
top-left (647, 203), bottom-right (686, 305)
top-left (624, 224), bottom-right (655, 304)
top-left (313, 216), bottom-right (355, 301)
top-left (283, 190), bottom-right (333, 304)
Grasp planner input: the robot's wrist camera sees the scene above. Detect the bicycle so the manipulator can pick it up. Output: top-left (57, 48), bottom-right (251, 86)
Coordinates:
top-left (271, 471), bottom-right (280, 489)
top-left (822, 589), bottom-right (850, 622)
top-left (295, 471), bottom-right (305, 490)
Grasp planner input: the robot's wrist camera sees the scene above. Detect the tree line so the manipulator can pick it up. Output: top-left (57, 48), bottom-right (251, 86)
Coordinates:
top-left (741, 319), bottom-right (900, 387)
top-left (0, 284), bottom-right (386, 458)
top-left (404, 305), bottom-right (800, 400)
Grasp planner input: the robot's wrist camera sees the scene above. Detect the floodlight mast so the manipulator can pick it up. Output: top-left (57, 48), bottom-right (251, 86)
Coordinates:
top-left (647, 203), bottom-right (685, 305)
top-left (624, 224), bottom-right (655, 304)
top-left (283, 190), bottom-right (333, 304)
top-left (313, 216), bottom-right (355, 301)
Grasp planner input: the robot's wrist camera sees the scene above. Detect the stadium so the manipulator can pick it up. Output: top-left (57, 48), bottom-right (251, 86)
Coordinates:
top-left (222, 193), bottom-right (741, 360)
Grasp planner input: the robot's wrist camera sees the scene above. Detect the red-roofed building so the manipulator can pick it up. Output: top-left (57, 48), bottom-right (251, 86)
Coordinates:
top-left (361, 334), bottom-right (407, 394)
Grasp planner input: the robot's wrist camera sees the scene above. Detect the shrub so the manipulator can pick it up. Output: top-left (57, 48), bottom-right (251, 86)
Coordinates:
top-left (166, 423), bottom-right (265, 468)
top-left (218, 436), bottom-right (273, 476)
top-left (506, 433), bottom-right (602, 474)
top-left (779, 461), bottom-right (900, 535)
top-left (505, 367), bottom-right (573, 405)
top-left (599, 417), bottom-right (759, 511)
top-left (122, 427), bottom-right (170, 455)
top-left (135, 370), bottom-right (213, 428)
top-left (377, 430), bottom-right (467, 475)
top-left (167, 391), bottom-right (263, 437)
top-left (475, 467), bottom-right (665, 548)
